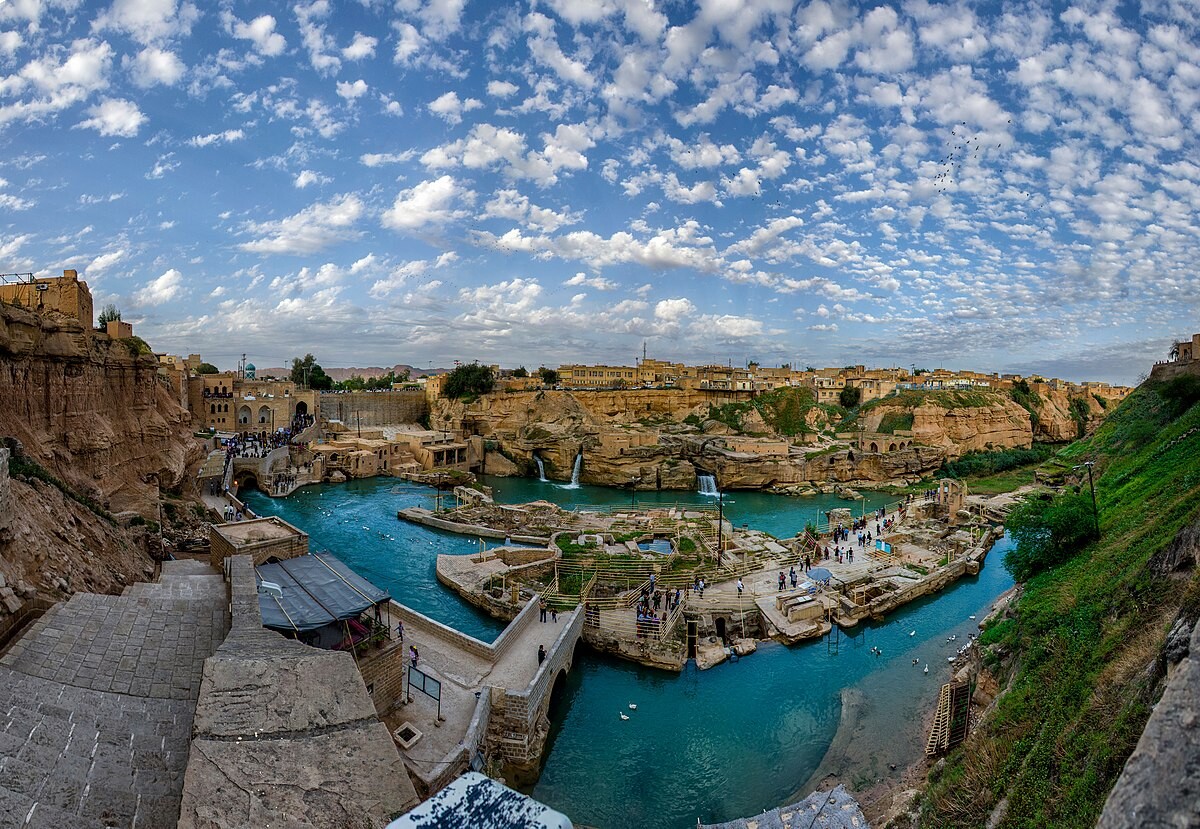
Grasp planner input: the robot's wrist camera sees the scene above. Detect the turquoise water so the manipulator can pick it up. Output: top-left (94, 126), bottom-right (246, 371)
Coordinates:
top-left (532, 538), bottom-right (1014, 828)
top-left (481, 475), bottom-right (895, 540)
top-left (242, 478), bottom-right (507, 641)
top-left (244, 475), bottom-right (1014, 829)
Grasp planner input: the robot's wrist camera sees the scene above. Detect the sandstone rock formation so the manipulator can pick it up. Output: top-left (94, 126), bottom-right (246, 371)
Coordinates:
top-left (0, 302), bottom-right (201, 618)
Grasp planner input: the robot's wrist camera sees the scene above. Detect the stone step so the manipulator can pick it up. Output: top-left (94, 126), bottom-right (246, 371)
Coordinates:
top-left (160, 559), bottom-right (217, 576)
top-left (0, 665), bottom-right (192, 829)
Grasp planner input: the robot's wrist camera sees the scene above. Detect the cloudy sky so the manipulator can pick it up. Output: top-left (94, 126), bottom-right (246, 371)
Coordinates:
top-left (1, 0), bottom-right (1197, 383)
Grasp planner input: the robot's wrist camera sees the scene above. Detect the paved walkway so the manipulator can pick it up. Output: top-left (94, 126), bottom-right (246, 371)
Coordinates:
top-left (0, 560), bottom-right (229, 829)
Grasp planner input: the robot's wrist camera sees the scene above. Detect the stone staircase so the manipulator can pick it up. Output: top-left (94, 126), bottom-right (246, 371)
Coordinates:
top-left (0, 559), bottom-right (229, 829)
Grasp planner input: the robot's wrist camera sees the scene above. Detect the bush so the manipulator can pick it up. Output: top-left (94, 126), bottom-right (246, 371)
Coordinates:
top-left (1158, 375), bottom-right (1200, 418)
top-left (940, 444), bottom-right (1054, 479)
top-left (838, 385), bottom-right (862, 408)
top-left (1003, 491), bottom-right (1099, 581)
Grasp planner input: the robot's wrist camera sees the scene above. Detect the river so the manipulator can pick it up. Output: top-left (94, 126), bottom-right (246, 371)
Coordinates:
top-left (242, 476), bottom-right (1014, 828)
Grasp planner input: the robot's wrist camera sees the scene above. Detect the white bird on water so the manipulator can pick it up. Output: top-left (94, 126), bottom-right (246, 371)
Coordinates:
top-left (620, 713), bottom-right (630, 721)
top-left (628, 703), bottom-right (637, 710)
top-left (909, 630), bottom-right (916, 636)
top-left (924, 664), bottom-right (929, 674)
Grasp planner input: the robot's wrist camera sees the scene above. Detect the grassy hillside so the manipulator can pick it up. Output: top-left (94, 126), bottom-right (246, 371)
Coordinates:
top-left (702, 386), bottom-right (840, 436)
top-left (914, 378), bottom-right (1200, 829)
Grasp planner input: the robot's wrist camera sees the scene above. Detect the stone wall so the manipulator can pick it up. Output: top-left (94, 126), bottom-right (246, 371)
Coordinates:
top-left (180, 555), bottom-right (420, 827)
top-left (319, 390), bottom-right (428, 427)
top-left (359, 644), bottom-right (408, 716)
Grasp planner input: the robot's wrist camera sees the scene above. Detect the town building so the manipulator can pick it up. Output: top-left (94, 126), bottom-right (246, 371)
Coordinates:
top-left (188, 369), bottom-right (317, 432)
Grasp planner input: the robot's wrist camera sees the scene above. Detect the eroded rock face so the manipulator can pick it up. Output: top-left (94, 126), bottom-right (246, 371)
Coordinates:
top-left (0, 304), bottom-right (197, 514)
top-left (0, 303), bottom-right (200, 612)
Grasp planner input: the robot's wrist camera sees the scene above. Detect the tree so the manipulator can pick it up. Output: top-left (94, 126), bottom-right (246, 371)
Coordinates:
top-left (839, 385), bottom-right (862, 408)
top-left (512, 366), bottom-right (528, 378)
top-left (98, 303), bottom-right (121, 326)
top-left (290, 354), bottom-right (333, 390)
top-left (442, 362), bottom-right (495, 398)
top-left (1003, 491), bottom-right (1099, 581)
top-left (195, 362), bottom-right (219, 374)
top-left (538, 367), bottom-right (559, 386)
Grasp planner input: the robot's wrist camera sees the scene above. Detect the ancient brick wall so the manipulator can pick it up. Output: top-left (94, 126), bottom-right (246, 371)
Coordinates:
top-left (318, 390), bottom-right (428, 427)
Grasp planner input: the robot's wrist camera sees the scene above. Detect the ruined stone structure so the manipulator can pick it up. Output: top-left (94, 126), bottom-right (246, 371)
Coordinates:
top-left (188, 373), bottom-right (317, 433)
top-left (0, 269), bottom-right (93, 327)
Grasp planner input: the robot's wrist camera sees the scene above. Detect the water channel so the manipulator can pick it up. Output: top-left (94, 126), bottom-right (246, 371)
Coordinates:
top-left (243, 476), bottom-right (1014, 828)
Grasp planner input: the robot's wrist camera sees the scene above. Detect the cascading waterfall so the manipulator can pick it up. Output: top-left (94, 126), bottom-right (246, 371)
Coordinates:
top-left (697, 474), bottom-right (719, 496)
top-left (558, 451), bottom-right (583, 489)
top-left (535, 455), bottom-right (547, 482)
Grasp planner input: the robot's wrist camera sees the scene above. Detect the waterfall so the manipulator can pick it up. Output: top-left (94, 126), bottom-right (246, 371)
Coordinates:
top-left (559, 451), bottom-right (582, 489)
top-left (535, 455), bottom-right (547, 482)
top-left (697, 474), bottom-right (719, 496)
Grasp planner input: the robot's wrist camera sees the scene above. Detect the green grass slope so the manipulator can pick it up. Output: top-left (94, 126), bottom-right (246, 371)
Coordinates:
top-left (914, 379), bottom-right (1200, 829)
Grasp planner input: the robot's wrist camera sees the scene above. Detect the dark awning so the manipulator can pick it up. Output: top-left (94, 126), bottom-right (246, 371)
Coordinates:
top-left (256, 552), bottom-right (391, 633)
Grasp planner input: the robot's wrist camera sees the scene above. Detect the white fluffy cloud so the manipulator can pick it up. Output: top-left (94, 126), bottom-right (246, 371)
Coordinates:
top-left (76, 99), bottom-right (146, 137)
top-left (381, 175), bottom-right (471, 231)
top-left (240, 194), bottom-right (364, 254)
top-left (139, 268), bottom-right (184, 305)
top-left (337, 79), bottom-right (368, 100)
top-left (342, 32), bottom-right (377, 60)
top-left (188, 129), bottom-right (244, 147)
top-left (428, 91), bottom-right (482, 124)
top-left (225, 13), bottom-right (287, 56)
top-left (126, 47), bottom-right (185, 87)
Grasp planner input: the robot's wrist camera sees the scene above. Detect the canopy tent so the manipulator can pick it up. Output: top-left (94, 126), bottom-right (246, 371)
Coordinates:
top-left (256, 552), bottom-right (391, 633)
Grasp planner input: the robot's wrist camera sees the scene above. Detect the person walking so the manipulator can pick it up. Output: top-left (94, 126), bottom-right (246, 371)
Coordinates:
top-left (396, 619), bottom-right (405, 641)
top-left (537, 644), bottom-right (546, 665)
top-left (409, 645), bottom-right (419, 669)
top-left (540, 598), bottom-right (547, 622)
top-left (736, 578), bottom-right (744, 597)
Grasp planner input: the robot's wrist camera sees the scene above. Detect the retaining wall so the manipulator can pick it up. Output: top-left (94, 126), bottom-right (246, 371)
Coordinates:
top-left (319, 390), bottom-right (428, 427)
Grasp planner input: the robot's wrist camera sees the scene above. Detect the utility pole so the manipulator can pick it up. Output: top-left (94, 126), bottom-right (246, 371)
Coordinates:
top-left (1074, 461), bottom-right (1100, 538)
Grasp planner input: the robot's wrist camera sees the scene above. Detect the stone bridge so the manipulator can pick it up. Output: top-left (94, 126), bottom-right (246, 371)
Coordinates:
top-left (358, 597), bottom-right (584, 795)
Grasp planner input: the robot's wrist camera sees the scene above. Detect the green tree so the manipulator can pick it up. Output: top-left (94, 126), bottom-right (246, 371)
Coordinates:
top-left (538, 367), bottom-right (559, 386)
top-left (98, 303), bottom-right (121, 326)
top-left (290, 354), bottom-right (333, 390)
top-left (195, 362), bottom-right (219, 374)
top-left (512, 366), bottom-right (528, 378)
top-left (1003, 490), bottom-right (1099, 581)
top-left (442, 362), bottom-right (495, 398)
top-left (838, 385), bottom-right (862, 408)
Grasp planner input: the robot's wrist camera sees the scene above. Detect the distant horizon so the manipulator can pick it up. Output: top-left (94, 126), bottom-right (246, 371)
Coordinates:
top-left (193, 352), bottom-right (1148, 388)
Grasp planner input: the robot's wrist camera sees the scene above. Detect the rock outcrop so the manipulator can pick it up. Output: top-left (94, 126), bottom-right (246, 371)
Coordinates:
top-left (0, 301), bottom-right (200, 619)
top-left (438, 387), bottom-right (1056, 490)
top-left (0, 302), bottom-right (196, 513)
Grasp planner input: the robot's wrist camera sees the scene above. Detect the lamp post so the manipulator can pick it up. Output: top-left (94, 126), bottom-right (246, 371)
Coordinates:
top-left (1072, 461), bottom-right (1100, 539)
top-left (630, 475), bottom-right (641, 508)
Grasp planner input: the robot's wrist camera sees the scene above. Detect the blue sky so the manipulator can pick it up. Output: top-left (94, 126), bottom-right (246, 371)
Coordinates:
top-left (1, 0), bottom-right (1197, 383)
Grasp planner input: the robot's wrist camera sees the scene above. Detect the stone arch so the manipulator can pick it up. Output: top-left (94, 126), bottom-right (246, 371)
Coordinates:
top-left (870, 442), bottom-right (879, 453)
top-left (295, 400), bottom-right (308, 416)
top-left (233, 470), bottom-right (259, 492)
top-left (889, 443), bottom-right (897, 452)
top-left (222, 403), bottom-right (229, 413)
top-left (210, 403), bottom-right (216, 414)
top-left (238, 405), bottom-right (251, 425)
top-left (258, 405), bottom-right (272, 424)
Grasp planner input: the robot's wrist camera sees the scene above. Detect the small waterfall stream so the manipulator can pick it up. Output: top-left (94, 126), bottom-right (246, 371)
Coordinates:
top-left (535, 455), bottom-right (547, 482)
top-left (697, 473), bottom-right (719, 496)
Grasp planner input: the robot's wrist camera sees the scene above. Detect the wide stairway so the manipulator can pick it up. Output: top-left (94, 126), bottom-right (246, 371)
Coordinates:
top-left (0, 559), bottom-right (229, 829)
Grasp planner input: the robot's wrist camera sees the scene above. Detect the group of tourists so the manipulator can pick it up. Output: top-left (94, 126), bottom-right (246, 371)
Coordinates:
top-left (221, 505), bottom-right (243, 522)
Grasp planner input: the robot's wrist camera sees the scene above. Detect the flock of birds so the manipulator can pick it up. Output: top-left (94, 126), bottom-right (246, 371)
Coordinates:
top-left (930, 120), bottom-right (1032, 198)
top-left (619, 702), bottom-right (637, 720)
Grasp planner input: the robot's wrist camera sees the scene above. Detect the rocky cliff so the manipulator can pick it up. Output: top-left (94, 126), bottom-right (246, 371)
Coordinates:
top-left (0, 302), bottom-right (195, 512)
top-left (0, 302), bottom-right (200, 620)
